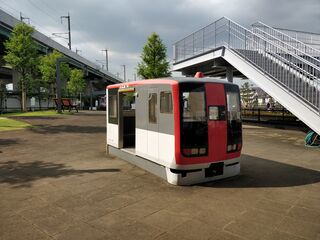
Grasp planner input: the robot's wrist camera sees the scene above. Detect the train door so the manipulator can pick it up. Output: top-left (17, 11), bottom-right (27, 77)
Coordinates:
top-left (206, 83), bottom-right (227, 161)
top-left (147, 88), bottom-right (159, 161)
top-left (118, 89), bottom-right (136, 151)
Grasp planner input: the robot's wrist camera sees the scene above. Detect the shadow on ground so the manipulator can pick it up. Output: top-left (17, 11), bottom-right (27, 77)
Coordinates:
top-left (201, 154), bottom-right (320, 188)
top-left (0, 138), bottom-right (20, 147)
top-left (0, 160), bottom-right (119, 188)
top-left (30, 125), bottom-right (105, 134)
top-left (11, 116), bottom-right (62, 120)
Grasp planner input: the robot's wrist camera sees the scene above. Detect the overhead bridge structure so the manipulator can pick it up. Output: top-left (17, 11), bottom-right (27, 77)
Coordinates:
top-left (0, 9), bottom-right (122, 89)
top-left (173, 17), bottom-right (320, 135)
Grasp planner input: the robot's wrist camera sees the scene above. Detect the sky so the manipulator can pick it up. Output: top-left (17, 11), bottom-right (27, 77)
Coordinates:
top-left (0, 0), bottom-right (319, 82)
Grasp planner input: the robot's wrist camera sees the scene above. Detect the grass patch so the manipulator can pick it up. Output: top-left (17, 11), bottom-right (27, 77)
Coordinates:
top-left (0, 117), bottom-right (32, 131)
top-left (1, 110), bottom-right (73, 117)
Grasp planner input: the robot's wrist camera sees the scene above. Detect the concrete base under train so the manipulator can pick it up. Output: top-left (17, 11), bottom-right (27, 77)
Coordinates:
top-left (107, 145), bottom-right (241, 186)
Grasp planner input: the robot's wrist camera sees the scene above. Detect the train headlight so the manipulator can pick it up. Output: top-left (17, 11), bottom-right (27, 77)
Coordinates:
top-left (227, 144), bottom-right (237, 152)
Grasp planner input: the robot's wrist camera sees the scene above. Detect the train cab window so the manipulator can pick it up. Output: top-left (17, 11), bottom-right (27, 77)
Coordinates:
top-left (180, 83), bottom-right (208, 157)
top-left (225, 85), bottom-right (242, 152)
top-left (149, 93), bottom-right (157, 123)
top-left (160, 91), bottom-right (173, 113)
top-left (208, 106), bottom-right (226, 120)
top-left (226, 92), bottom-right (241, 121)
top-left (182, 92), bottom-right (206, 122)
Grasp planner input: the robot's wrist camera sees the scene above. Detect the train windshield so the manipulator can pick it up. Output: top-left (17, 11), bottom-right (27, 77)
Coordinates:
top-left (182, 91), bottom-right (206, 122)
top-left (180, 83), bottom-right (208, 157)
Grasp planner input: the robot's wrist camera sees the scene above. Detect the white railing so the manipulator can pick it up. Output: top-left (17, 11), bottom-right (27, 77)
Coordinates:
top-left (173, 17), bottom-right (320, 113)
top-left (251, 22), bottom-right (320, 63)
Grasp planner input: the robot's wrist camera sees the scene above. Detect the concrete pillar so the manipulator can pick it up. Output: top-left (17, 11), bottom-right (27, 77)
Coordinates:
top-left (226, 67), bottom-right (233, 83)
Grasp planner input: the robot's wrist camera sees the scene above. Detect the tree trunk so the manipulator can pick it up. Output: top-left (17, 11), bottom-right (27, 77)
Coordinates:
top-left (38, 89), bottom-right (42, 110)
top-left (21, 89), bottom-right (27, 112)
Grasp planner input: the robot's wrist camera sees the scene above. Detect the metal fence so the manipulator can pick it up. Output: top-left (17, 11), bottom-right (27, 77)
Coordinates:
top-left (241, 108), bottom-right (301, 125)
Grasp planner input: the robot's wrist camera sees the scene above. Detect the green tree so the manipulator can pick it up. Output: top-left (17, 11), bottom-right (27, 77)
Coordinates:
top-left (240, 82), bottom-right (256, 108)
top-left (67, 69), bottom-right (86, 97)
top-left (4, 22), bottom-right (38, 111)
top-left (137, 32), bottom-right (170, 79)
top-left (38, 50), bottom-right (70, 105)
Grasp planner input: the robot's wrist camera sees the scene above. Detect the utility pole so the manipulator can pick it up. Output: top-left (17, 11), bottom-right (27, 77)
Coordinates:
top-left (20, 12), bottom-right (30, 24)
top-left (61, 13), bottom-right (71, 50)
top-left (134, 73), bottom-right (137, 81)
top-left (121, 65), bottom-right (126, 82)
top-left (101, 49), bottom-right (108, 71)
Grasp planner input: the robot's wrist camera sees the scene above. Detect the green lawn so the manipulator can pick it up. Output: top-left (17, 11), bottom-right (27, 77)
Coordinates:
top-left (0, 117), bottom-right (32, 131)
top-left (2, 110), bottom-right (73, 117)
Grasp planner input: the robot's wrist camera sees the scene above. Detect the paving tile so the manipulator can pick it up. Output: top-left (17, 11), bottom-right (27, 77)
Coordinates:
top-left (20, 205), bottom-right (80, 236)
top-left (224, 220), bottom-right (273, 240)
top-left (154, 232), bottom-right (189, 240)
top-left (276, 217), bottom-right (320, 240)
top-left (103, 221), bottom-right (164, 240)
top-left (89, 211), bottom-right (134, 231)
top-left (168, 219), bottom-right (220, 240)
top-left (99, 194), bottom-right (139, 211)
top-left (139, 209), bottom-right (192, 231)
top-left (0, 214), bottom-right (51, 240)
top-left (53, 222), bottom-right (106, 240)
top-left (261, 187), bottom-right (304, 205)
top-left (65, 203), bottom-right (114, 222)
top-left (262, 230), bottom-right (308, 240)
top-left (236, 208), bottom-right (285, 229)
top-left (208, 230), bottom-right (246, 240)
top-left (114, 199), bottom-right (161, 220)
top-left (194, 208), bottom-right (235, 230)
top-left (296, 196), bottom-right (320, 211)
top-left (287, 206), bottom-right (320, 225)
top-left (254, 198), bottom-right (292, 214)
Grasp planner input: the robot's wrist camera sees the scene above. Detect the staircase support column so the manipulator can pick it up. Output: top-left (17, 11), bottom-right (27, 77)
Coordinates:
top-left (226, 67), bottom-right (233, 83)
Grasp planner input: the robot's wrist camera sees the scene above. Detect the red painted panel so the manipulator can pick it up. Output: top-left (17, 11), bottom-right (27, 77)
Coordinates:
top-left (107, 79), bottom-right (178, 89)
top-left (172, 83), bottom-right (182, 165)
top-left (174, 83), bottom-right (241, 166)
top-left (206, 83), bottom-right (227, 162)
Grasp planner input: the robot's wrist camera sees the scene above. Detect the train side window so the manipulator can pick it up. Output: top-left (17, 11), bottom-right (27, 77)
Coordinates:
top-left (108, 94), bottom-right (118, 124)
top-left (160, 91), bottom-right (173, 113)
top-left (149, 93), bottom-right (157, 123)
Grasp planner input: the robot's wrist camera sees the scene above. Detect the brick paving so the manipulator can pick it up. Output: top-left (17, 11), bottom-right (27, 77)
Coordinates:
top-left (0, 111), bottom-right (319, 240)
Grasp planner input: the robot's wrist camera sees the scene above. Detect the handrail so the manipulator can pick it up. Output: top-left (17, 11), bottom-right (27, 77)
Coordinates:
top-left (228, 25), bottom-right (320, 91)
top-left (228, 28), bottom-right (318, 82)
top-left (234, 26), bottom-right (320, 74)
top-left (226, 19), bottom-right (320, 77)
top-left (172, 17), bottom-right (320, 114)
top-left (252, 26), bottom-right (320, 69)
top-left (252, 21), bottom-right (320, 58)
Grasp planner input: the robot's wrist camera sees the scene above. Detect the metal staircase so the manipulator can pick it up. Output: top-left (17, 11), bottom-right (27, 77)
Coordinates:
top-left (173, 17), bottom-right (320, 134)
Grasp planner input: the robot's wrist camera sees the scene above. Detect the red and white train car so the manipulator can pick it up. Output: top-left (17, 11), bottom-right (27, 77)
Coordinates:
top-left (106, 76), bottom-right (242, 185)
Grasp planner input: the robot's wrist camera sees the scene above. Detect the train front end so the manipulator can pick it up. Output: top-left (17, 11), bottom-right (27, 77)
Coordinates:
top-left (166, 80), bottom-right (242, 185)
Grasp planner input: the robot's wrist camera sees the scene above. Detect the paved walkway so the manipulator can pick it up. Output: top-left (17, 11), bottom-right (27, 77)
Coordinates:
top-left (0, 111), bottom-right (319, 240)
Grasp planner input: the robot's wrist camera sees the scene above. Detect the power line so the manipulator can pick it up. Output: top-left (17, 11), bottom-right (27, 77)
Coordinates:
top-left (0, 1), bottom-right (106, 66)
top-left (32, 0), bottom-right (65, 18)
top-left (26, 0), bottom-right (61, 26)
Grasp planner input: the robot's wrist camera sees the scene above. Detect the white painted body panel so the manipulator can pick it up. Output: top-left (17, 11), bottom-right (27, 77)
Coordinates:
top-left (136, 128), bottom-right (148, 159)
top-left (147, 129), bottom-right (159, 162)
top-left (136, 128), bottom-right (174, 168)
top-left (158, 132), bottom-right (175, 165)
top-left (107, 123), bottom-right (119, 148)
top-left (165, 157), bottom-right (241, 185)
